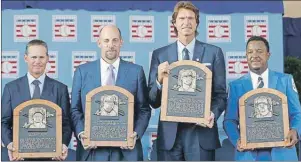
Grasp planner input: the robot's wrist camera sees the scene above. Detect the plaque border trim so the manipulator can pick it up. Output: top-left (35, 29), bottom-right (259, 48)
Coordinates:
top-left (84, 85), bottom-right (134, 147)
top-left (160, 60), bottom-right (212, 124)
top-left (13, 99), bottom-right (62, 158)
top-left (239, 88), bottom-right (290, 149)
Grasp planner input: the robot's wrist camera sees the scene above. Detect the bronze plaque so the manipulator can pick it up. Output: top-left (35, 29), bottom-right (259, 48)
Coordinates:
top-left (84, 86), bottom-right (134, 147)
top-left (13, 99), bottom-right (62, 159)
top-left (161, 60), bottom-right (212, 124)
top-left (239, 88), bottom-right (290, 149)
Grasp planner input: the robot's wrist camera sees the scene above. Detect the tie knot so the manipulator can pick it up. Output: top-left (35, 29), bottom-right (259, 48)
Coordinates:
top-left (258, 76), bottom-right (263, 81)
top-left (183, 48), bottom-right (189, 54)
top-left (183, 48), bottom-right (190, 60)
top-left (108, 65), bottom-right (115, 71)
top-left (32, 80), bottom-right (41, 86)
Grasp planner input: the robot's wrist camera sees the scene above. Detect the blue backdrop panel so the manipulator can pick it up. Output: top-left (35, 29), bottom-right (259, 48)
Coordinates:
top-left (2, 7), bottom-right (283, 160)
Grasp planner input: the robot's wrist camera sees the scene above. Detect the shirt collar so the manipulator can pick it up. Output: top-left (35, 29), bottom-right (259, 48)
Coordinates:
top-left (177, 38), bottom-right (196, 54)
top-left (100, 57), bottom-right (120, 71)
top-left (250, 68), bottom-right (269, 81)
top-left (27, 72), bottom-right (46, 85)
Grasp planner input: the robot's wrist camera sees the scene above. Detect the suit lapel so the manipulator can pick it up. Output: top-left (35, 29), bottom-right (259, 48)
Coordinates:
top-left (94, 60), bottom-right (101, 87)
top-left (242, 74), bottom-right (253, 92)
top-left (167, 42), bottom-right (178, 63)
top-left (41, 76), bottom-right (54, 100)
top-left (116, 59), bottom-right (128, 87)
top-left (19, 75), bottom-right (31, 101)
top-left (192, 40), bottom-right (205, 62)
top-left (268, 70), bottom-right (278, 89)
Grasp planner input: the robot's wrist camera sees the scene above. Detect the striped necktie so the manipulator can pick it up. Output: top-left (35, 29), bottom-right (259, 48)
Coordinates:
top-left (257, 76), bottom-right (264, 88)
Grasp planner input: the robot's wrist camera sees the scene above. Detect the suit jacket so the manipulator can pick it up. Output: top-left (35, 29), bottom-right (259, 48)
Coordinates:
top-left (223, 70), bottom-right (301, 160)
top-left (1, 75), bottom-right (72, 146)
top-left (70, 59), bottom-right (151, 160)
top-left (148, 40), bottom-right (227, 150)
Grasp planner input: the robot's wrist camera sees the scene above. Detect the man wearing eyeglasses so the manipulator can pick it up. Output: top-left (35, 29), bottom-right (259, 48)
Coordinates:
top-left (70, 25), bottom-right (151, 161)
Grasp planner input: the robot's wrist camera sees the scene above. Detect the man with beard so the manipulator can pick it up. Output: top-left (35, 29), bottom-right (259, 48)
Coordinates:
top-left (224, 36), bottom-right (301, 160)
top-left (70, 25), bottom-right (151, 161)
top-left (148, 1), bottom-right (227, 160)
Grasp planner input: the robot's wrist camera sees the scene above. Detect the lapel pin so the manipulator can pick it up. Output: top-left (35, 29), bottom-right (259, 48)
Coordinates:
top-left (196, 58), bottom-right (199, 61)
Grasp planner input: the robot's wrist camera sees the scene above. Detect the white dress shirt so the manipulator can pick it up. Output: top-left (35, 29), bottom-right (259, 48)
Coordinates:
top-left (156, 38), bottom-right (196, 89)
top-left (177, 38), bottom-right (195, 61)
top-left (27, 72), bottom-right (46, 98)
top-left (250, 68), bottom-right (269, 89)
top-left (100, 57), bottom-right (120, 85)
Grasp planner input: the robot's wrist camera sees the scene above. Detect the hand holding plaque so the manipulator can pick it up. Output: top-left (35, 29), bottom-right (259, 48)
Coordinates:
top-left (239, 88), bottom-right (290, 149)
top-left (84, 86), bottom-right (134, 148)
top-left (160, 60), bottom-right (212, 125)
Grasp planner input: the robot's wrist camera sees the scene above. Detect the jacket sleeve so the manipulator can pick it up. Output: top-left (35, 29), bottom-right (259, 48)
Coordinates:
top-left (134, 67), bottom-right (152, 138)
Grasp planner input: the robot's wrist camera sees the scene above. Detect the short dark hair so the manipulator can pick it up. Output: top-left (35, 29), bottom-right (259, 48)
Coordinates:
top-left (246, 36), bottom-right (270, 52)
top-left (99, 26), bottom-right (122, 39)
top-left (25, 39), bottom-right (48, 56)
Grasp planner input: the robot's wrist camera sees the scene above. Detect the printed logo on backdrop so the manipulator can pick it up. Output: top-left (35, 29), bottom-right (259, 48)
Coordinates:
top-left (72, 51), bottom-right (97, 77)
top-left (1, 51), bottom-right (19, 78)
top-left (53, 15), bottom-right (77, 42)
top-left (46, 51), bottom-right (58, 78)
top-left (130, 16), bottom-right (154, 43)
top-left (206, 16), bottom-right (231, 43)
top-left (14, 15), bottom-right (38, 42)
top-left (226, 52), bottom-right (249, 79)
top-left (168, 16), bottom-right (177, 43)
top-left (244, 16), bottom-right (268, 42)
top-left (91, 15), bottom-right (116, 42)
top-left (120, 51), bottom-right (135, 63)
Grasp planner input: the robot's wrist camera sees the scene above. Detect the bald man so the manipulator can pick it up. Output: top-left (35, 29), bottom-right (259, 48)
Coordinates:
top-left (70, 25), bottom-right (151, 161)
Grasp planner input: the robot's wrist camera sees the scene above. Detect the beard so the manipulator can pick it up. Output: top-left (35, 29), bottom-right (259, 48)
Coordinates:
top-left (105, 50), bottom-right (118, 60)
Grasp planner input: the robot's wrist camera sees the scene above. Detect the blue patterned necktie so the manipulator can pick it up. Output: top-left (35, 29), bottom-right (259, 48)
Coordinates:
top-left (183, 48), bottom-right (190, 60)
top-left (32, 80), bottom-right (41, 99)
top-left (106, 65), bottom-right (115, 85)
top-left (257, 76), bottom-right (264, 88)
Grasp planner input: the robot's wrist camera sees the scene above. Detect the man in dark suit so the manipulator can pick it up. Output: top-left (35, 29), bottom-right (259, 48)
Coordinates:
top-left (148, 1), bottom-right (227, 160)
top-left (70, 25), bottom-right (151, 161)
top-left (1, 39), bottom-right (72, 161)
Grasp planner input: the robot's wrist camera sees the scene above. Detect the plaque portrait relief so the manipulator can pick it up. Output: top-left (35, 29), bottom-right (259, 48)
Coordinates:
top-left (84, 86), bottom-right (134, 147)
top-left (161, 60), bottom-right (212, 124)
top-left (23, 107), bottom-right (47, 129)
top-left (13, 99), bottom-right (62, 159)
top-left (95, 94), bottom-right (119, 117)
top-left (252, 96), bottom-right (273, 118)
top-left (173, 69), bottom-right (196, 92)
top-left (239, 88), bottom-right (290, 149)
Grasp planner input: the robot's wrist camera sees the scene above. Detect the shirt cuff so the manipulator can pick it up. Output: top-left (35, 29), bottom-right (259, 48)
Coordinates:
top-left (156, 79), bottom-right (162, 90)
top-left (78, 131), bottom-right (84, 140)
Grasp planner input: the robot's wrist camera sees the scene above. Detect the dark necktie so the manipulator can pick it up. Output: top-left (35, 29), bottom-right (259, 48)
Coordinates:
top-left (106, 65), bottom-right (115, 85)
top-left (257, 76), bottom-right (264, 88)
top-left (183, 48), bottom-right (190, 60)
top-left (32, 80), bottom-right (41, 99)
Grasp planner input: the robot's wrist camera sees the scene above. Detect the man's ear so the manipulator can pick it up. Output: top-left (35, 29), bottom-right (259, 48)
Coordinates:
top-left (24, 54), bottom-right (28, 63)
top-left (97, 38), bottom-right (102, 48)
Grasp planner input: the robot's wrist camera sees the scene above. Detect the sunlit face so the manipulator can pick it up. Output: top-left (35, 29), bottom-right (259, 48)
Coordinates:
top-left (174, 8), bottom-right (197, 38)
top-left (97, 26), bottom-right (123, 62)
top-left (246, 41), bottom-right (270, 73)
top-left (24, 45), bottom-right (49, 78)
